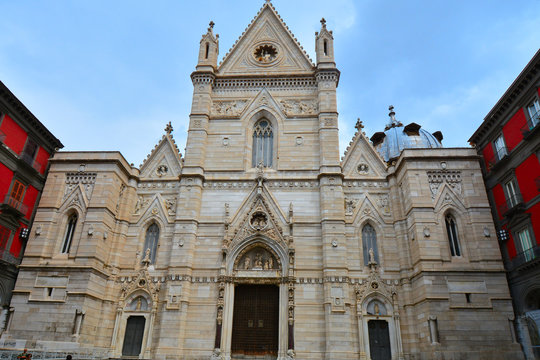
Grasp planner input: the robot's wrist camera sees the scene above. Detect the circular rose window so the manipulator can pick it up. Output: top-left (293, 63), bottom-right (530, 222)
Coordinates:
top-left (253, 44), bottom-right (278, 63)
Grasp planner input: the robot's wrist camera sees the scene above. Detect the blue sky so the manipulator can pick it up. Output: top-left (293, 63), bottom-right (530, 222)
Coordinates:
top-left (1, 0), bottom-right (539, 165)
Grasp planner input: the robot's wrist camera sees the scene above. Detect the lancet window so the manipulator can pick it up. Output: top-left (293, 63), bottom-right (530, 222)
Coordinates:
top-left (61, 213), bottom-right (78, 253)
top-left (143, 223), bottom-right (159, 264)
top-left (252, 119), bottom-right (273, 167)
top-left (445, 214), bottom-right (461, 257)
top-left (362, 224), bottom-right (379, 265)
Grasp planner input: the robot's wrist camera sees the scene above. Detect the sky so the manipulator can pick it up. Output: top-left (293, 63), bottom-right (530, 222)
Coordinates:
top-left (0, 0), bottom-right (539, 165)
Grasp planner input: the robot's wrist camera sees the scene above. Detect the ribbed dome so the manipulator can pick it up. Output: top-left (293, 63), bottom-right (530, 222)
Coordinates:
top-left (370, 106), bottom-right (443, 162)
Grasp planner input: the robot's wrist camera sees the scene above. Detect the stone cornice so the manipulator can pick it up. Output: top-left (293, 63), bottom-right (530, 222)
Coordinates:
top-left (212, 75), bottom-right (317, 91)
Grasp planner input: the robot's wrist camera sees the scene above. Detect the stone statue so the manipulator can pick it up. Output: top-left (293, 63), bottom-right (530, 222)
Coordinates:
top-left (286, 349), bottom-right (295, 359)
top-left (142, 248), bottom-right (151, 266)
top-left (254, 253), bottom-right (263, 268)
top-left (244, 256), bottom-right (251, 270)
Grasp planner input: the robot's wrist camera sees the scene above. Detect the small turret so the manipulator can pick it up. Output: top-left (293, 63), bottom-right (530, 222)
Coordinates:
top-left (315, 18), bottom-right (335, 68)
top-left (196, 21), bottom-right (219, 72)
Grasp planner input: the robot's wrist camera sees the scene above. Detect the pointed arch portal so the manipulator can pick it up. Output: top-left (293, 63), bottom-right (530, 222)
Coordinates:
top-left (220, 236), bottom-right (292, 360)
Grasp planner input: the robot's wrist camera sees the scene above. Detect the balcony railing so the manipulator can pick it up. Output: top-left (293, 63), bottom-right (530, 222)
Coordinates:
top-left (521, 112), bottom-right (540, 137)
top-left (487, 147), bottom-right (509, 170)
top-left (498, 193), bottom-right (524, 217)
top-left (20, 152), bottom-right (42, 172)
top-left (511, 245), bottom-right (540, 269)
top-left (0, 247), bottom-right (22, 266)
top-left (0, 129), bottom-right (5, 143)
top-left (2, 194), bottom-right (28, 216)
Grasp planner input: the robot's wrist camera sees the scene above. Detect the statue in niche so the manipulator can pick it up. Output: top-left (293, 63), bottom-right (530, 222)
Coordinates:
top-left (244, 256), bottom-right (251, 270)
top-left (264, 256), bottom-right (274, 270)
top-left (254, 253), bottom-right (263, 268)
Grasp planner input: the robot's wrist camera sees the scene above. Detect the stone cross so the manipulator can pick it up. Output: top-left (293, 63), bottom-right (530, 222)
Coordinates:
top-left (165, 121), bottom-right (173, 134)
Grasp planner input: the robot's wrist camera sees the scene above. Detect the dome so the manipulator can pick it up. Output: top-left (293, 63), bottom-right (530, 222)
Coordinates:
top-left (370, 106), bottom-right (443, 162)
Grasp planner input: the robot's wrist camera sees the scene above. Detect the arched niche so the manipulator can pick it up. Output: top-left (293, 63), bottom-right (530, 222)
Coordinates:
top-left (226, 236), bottom-right (289, 277)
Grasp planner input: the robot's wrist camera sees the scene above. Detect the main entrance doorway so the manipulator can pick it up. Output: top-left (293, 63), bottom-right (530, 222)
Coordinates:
top-left (231, 284), bottom-right (279, 358)
top-left (368, 320), bottom-right (391, 360)
top-left (122, 315), bottom-right (145, 356)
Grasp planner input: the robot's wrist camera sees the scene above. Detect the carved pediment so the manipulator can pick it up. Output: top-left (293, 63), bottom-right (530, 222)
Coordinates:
top-left (218, 3), bottom-right (314, 76)
top-left (225, 180), bottom-right (290, 251)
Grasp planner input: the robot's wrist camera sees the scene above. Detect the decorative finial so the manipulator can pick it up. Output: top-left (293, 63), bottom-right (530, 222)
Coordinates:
top-left (165, 121), bottom-right (173, 134)
top-left (388, 105), bottom-right (396, 122)
top-left (208, 21), bottom-right (215, 31)
top-left (355, 118), bottom-right (364, 131)
top-left (320, 18), bottom-right (326, 27)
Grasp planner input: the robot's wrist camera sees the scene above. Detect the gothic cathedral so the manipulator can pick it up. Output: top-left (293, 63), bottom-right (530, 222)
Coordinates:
top-left (1, 2), bottom-right (524, 360)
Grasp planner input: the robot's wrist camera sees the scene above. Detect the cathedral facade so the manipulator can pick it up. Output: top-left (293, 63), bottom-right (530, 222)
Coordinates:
top-left (0, 3), bottom-right (524, 360)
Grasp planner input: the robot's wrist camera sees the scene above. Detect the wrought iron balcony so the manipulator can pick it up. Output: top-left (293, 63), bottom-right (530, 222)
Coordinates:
top-left (1, 194), bottom-right (28, 217)
top-left (521, 110), bottom-right (540, 137)
top-left (511, 245), bottom-right (540, 270)
top-left (487, 147), bottom-right (509, 170)
top-left (20, 152), bottom-right (42, 172)
top-left (498, 193), bottom-right (524, 217)
top-left (0, 247), bottom-right (22, 266)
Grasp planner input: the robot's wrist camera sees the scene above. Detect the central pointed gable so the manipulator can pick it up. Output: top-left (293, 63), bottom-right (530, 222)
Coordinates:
top-left (218, 3), bottom-right (315, 76)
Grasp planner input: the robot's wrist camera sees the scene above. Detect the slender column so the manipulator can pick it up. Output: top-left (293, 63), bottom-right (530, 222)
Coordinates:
top-left (144, 310), bottom-right (156, 358)
top-left (221, 282), bottom-right (235, 360)
top-left (110, 308), bottom-right (122, 350)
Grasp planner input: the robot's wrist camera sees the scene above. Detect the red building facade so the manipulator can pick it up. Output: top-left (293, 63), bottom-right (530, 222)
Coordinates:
top-left (470, 49), bottom-right (540, 359)
top-left (0, 81), bottom-right (62, 332)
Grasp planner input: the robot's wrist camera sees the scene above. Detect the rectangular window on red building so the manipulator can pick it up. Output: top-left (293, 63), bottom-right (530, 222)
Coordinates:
top-left (526, 99), bottom-right (540, 128)
top-left (0, 225), bottom-right (11, 250)
top-left (493, 135), bottom-right (508, 160)
top-left (11, 180), bottom-right (25, 201)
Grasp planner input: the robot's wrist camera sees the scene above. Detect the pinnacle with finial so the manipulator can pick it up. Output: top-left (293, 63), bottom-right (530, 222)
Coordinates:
top-left (208, 21), bottom-right (215, 31)
top-left (389, 105), bottom-right (396, 122)
top-left (165, 121), bottom-right (173, 134)
top-left (320, 18), bottom-right (326, 27)
top-left (355, 118), bottom-right (364, 131)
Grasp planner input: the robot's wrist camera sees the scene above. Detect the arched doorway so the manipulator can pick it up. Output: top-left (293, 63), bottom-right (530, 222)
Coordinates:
top-left (220, 238), bottom-right (291, 360)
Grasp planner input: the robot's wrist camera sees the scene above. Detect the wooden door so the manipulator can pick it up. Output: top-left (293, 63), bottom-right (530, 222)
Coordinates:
top-left (231, 284), bottom-right (279, 356)
top-left (122, 315), bottom-right (146, 356)
top-left (368, 320), bottom-right (391, 360)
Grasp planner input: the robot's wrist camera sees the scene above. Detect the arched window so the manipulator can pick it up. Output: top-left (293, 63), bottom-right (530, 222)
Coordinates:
top-left (143, 223), bottom-right (159, 264)
top-left (362, 224), bottom-right (379, 265)
top-left (445, 214), bottom-right (461, 256)
top-left (61, 213), bottom-right (77, 253)
top-left (252, 119), bottom-right (273, 168)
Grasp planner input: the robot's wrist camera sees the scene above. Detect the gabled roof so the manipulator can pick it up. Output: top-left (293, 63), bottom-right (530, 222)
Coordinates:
top-left (139, 123), bottom-right (182, 178)
top-left (217, 1), bottom-right (315, 76)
